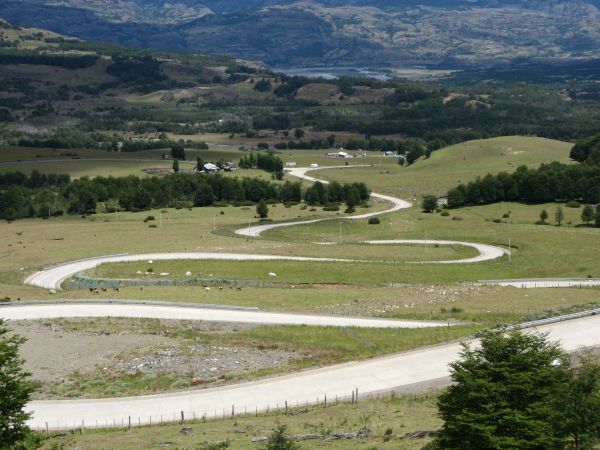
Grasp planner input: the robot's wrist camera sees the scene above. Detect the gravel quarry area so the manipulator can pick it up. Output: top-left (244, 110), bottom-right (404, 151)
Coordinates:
top-left (12, 318), bottom-right (300, 400)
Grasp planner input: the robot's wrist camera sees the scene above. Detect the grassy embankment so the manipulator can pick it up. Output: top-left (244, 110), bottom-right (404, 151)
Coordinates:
top-left (40, 392), bottom-right (442, 450)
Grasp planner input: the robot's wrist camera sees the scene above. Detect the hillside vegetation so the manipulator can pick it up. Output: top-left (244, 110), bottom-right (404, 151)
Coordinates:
top-left (1, 0), bottom-right (600, 66)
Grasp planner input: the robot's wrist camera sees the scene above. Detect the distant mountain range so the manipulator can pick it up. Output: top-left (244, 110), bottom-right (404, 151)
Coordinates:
top-left (2, 0), bottom-right (600, 67)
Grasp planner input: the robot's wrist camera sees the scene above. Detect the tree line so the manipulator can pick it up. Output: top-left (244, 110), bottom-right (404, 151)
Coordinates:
top-left (446, 162), bottom-right (600, 208)
top-left (0, 49), bottom-right (98, 69)
top-left (304, 181), bottom-right (370, 212)
top-left (238, 152), bottom-right (284, 174)
top-left (13, 127), bottom-right (208, 152)
top-left (0, 171), bottom-right (370, 220)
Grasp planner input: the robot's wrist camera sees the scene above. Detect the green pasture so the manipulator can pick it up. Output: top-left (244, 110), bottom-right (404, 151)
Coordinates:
top-left (313, 136), bottom-right (573, 197)
top-left (0, 202), bottom-right (385, 273)
top-left (264, 201), bottom-right (600, 282)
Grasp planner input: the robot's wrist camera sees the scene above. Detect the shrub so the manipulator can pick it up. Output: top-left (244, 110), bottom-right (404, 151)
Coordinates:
top-left (441, 211), bottom-right (450, 217)
top-left (566, 200), bottom-right (581, 208)
top-left (344, 207), bottom-right (356, 214)
top-left (368, 217), bottom-right (380, 224)
top-left (145, 215), bottom-right (155, 221)
top-left (323, 204), bottom-right (340, 212)
top-left (452, 216), bottom-right (463, 221)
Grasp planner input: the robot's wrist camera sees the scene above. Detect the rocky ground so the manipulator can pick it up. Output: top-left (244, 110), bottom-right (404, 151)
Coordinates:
top-left (12, 318), bottom-right (301, 399)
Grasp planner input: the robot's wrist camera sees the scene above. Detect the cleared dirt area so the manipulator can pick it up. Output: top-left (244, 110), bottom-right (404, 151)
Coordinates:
top-left (12, 318), bottom-right (300, 400)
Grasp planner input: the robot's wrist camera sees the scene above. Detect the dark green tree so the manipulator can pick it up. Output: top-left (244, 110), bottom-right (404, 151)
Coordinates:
top-left (581, 205), bottom-right (595, 226)
top-left (172, 159), bottom-right (180, 173)
top-left (422, 195), bottom-right (438, 213)
top-left (0, 319), bottom-right (38, 449)
top-left (253, 78), bottom-right (272, 92)
top-left (344, 187), bottom-right (360, 213)
top-left (196, 157), bottom-right (205, 171)
top-left (294, 128), bottom-right (305, 139)
top-left (171, 143), bottom-right (186, 161)
top-left (555, 355), bottom-right (600, 449)
top-left (555, 206), bottom-right (565, 226)
top-left (596, 207), bottom-right (600, 228)
top-left (540, 209), bottom-right (549, 224)
top-left (432, 331), bottom-right (568, 450)
top-left (256, 199), bottom-right (269, 218)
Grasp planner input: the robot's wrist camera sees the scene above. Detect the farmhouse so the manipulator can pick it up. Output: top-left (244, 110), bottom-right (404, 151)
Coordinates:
top-left (326, 151), bottom-right (353, 158)
top-left (203, 163), bottom-right (219, 173)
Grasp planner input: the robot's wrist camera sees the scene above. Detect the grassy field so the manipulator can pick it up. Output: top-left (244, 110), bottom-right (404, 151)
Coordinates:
top-left (0, 144), bottom-right (384, 178)
top-left (313, 136), bottom-right (573, 197)
top-left (263, 201), bottom-right (600, 283)
top-left (40, 392), bottom-right (442, 449)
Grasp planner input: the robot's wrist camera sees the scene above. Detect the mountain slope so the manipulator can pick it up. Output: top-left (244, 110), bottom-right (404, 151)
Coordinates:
top-left (2, 0), bottom-right (600, 67)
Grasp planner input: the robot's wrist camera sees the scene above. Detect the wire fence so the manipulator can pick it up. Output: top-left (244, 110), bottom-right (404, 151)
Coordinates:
top-left (35, 387), bottom-right (405, 433)
top-left (68, 273), bottom-right (280, 290)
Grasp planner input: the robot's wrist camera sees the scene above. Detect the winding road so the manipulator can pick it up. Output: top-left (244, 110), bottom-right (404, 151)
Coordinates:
top-left (7, 165), bottom-right (600, 429)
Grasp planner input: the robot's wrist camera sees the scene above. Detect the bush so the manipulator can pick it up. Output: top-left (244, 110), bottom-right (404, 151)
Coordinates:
top-left (566, 200), bottom-right (581, 208)
top-left (368, 217), bottom-right (381, 224)
top-left (344, 207), bottom-right (356, 214)
top-left (144, 215), bottom-right (155, 222)
top-left (264, 425), bottom-right (300, 450)
top-left (441, 211), bottom-right (450, 217)
top-left (323, 204), bottom-right (340, 212)
top-left (452, 216), bottom-right (463, 221)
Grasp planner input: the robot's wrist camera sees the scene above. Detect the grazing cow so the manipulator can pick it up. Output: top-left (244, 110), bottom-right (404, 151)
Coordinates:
top-left (113, 287), bottom-right (120, 292)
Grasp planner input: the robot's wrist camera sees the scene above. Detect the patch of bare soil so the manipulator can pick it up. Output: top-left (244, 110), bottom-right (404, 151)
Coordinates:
top-left (312, 285), bottom-right (484, 316)
top-left (11, 318), bottom-right (300, 399)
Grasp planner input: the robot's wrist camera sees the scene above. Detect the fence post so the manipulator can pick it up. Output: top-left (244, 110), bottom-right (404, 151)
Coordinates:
top-left (45, 422), bottom-right (49, 436)
top-left (355, 388), bottom-right (359, 403)
top-left (231, 405), bottom-right (235, 418)
top-left (285, 401), bottom-right (288, 415)
top-left (324, 394), bottom-right (327, 407)
top-left (128, 416), bottom-right (131, 429)
top-left (181, 411), bottom-right (185, 423)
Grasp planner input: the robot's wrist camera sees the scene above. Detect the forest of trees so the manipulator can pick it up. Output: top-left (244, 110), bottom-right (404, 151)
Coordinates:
top-left (446, 163), bottom-right (600, 208)
top-left (238, 152), bottom-right (284, 174)
top-left (0, 49), bottom-right (98, 69)
top-left (0, 171), bottom-right (370, 221)
top-left (303, 180), bottom-right (370, 207)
